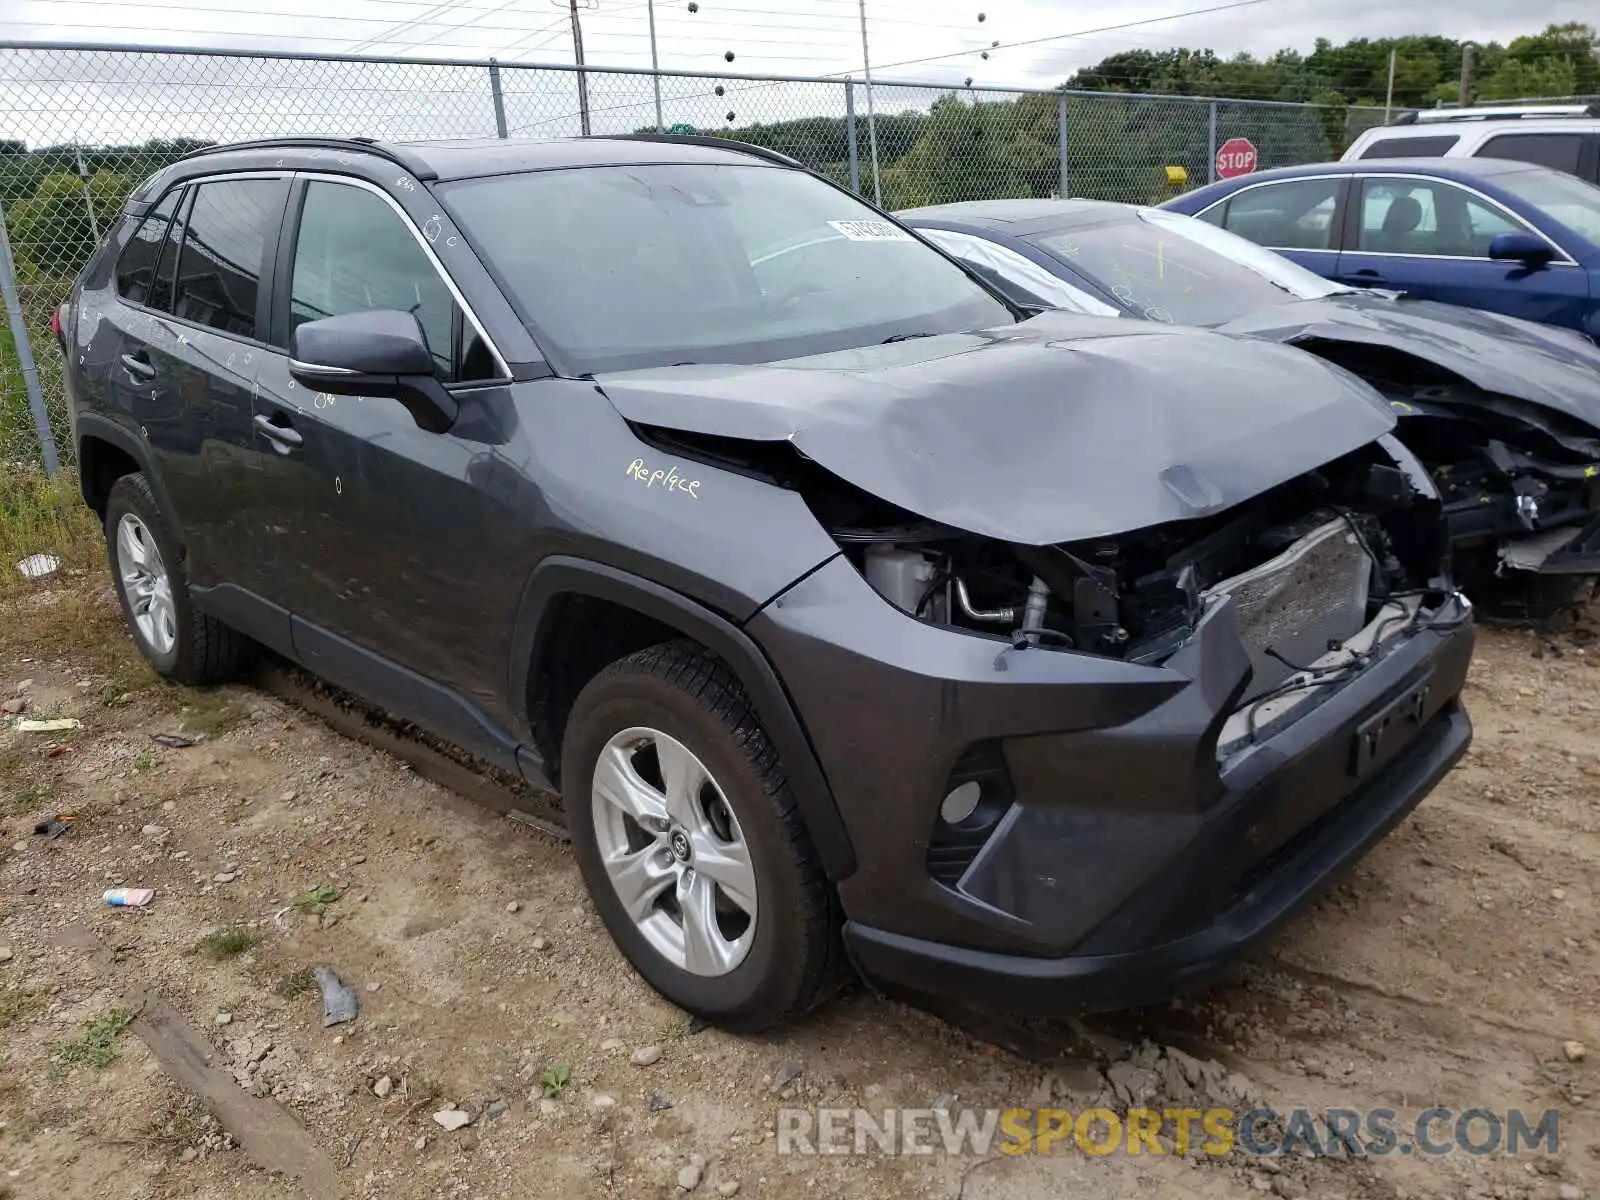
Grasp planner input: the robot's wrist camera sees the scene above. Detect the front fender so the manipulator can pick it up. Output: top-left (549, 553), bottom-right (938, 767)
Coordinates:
top-left (507, 555), bottom-right (856, 882)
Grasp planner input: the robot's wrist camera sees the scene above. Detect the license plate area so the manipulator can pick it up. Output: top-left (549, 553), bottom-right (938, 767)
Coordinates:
top-left (1350, 675), bottom-right (1432, 778)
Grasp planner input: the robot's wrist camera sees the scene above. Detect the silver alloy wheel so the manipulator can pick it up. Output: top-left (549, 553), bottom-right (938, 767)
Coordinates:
top-left (115, 513), bottom-right (177, 658)
top-left (591, 726), bottom-right (758, 977)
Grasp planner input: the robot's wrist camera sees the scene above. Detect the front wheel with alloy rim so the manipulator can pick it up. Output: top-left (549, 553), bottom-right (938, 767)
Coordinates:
top-left (562, 640), bottom-right (843, 1032)
top-left (102, 473), bottom-right (252, 686)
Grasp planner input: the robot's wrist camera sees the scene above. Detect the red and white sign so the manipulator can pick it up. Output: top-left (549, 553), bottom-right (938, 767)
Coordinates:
top-left (1215, 137), bottom-right (1259, 180)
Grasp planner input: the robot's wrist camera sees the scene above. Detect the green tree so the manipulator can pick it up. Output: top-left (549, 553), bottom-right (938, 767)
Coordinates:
top-left (10, 169), bottom-right (134, 278)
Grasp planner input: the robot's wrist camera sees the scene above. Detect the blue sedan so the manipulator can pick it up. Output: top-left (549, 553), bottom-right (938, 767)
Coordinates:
top-left (1159, 157), bottom-right (1600, 337)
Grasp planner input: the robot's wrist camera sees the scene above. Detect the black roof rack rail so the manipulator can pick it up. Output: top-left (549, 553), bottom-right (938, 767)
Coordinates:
top-left (606, 132), bottom-right (804, 169)
top-left (174, 136), bottom-right (438, 181)
top-left (1587, 101), bottom-right (1600, 117)
top-left (1391, 110), bottom-right (1420, 125)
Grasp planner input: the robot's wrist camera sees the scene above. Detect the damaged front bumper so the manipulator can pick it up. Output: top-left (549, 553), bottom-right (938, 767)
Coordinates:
top-left (750, 557), bottom-right (1473, 1015)
top-left (1500, 510), bottom-right (1600, 576)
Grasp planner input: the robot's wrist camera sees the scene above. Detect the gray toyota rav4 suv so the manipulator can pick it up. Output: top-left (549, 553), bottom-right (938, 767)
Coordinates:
top-left (56, 134), bottom-right (1474, 1031)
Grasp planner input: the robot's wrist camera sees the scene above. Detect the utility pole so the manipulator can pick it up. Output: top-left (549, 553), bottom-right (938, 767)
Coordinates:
top-left (560, 0), bottom-right (592, 136)
top-left (856, 0), bottom-right (881, 206)
top-left (1383, 48), bottom-right (1396, 122)
top-left (1458, 43), bottom-right (1474, 108)
top-left (647, 0), bottom-right (663, 131)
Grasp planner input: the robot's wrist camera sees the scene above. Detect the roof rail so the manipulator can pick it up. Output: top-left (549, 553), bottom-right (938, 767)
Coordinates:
top-left (173, 136), bottom-right (438, 180)
top-left (1402, 103), bottom-right (1600, 125)
top-left (606, 132), bottom-right (804, 169)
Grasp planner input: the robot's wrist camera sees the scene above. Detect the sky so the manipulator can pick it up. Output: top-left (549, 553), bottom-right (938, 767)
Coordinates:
top-left (1, 0), bottom-right (1595, 148)
top-left (6, 0), bottom-right (1599, 91)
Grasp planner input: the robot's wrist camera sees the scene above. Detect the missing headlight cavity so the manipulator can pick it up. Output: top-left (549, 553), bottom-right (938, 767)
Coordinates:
top-left (836, 439), bottom-right (1448, 678)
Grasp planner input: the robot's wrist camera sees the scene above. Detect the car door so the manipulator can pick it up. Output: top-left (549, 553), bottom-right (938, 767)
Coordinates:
top-left (250, 174), bottom-right (515, 725)
top-left (111, 174), bottom-right (290, 609)
top-left (1334, 175), bottom-right (1589, 326)
top-left (1213, 176), bottom-right (1348, 279)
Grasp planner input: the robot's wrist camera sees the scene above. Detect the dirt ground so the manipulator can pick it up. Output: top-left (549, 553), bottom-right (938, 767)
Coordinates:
top-left (4, 577), bottom-right (1600, 1200)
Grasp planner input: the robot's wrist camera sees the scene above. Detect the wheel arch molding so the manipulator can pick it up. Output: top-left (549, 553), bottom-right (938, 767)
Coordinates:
top-left (509, 555), bottom-right (857, 882)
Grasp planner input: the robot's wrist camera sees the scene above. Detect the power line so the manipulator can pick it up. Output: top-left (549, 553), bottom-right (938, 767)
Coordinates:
top-left (824, 0), bottom-right (1283, 76)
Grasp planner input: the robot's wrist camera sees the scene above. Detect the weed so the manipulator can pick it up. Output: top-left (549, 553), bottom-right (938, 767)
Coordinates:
top-left (130, 749), bottom-right (155, 772)
top-left (1, 782), bottom-right (56, 818)
top-left (294, 883), bottom-right (341, 915)
top-left (278, 968), bottom-right (316, 999)
top-left (52, 1005), bottom-right (134, 1071)
top-left (539, 1064), bottom-right (571, 1099)
top-left (0, 990), bottom-right (41, 1029)
top-left (196, 928), bottom-right (260, 960)
top-left (168, 688), bottom-right (243, 739)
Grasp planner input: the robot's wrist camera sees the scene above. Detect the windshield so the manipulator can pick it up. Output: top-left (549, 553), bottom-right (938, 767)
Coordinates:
top-left (439, 164), bottom-right (1012, 374)
top-left (1492, 167), bottom-right (1600, 243)
top-left (1030, 208), bottom-right (1345, 325)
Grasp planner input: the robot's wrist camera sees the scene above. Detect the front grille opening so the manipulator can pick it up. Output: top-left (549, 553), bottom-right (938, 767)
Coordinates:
top-left (926, 742), bottom-right (1014, 887)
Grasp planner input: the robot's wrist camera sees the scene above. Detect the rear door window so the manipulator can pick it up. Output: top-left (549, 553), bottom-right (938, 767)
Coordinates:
top-left (1355, 178), bottom-right (1535, 256)
top-left (1477, 132), bottom-right (1585, 176)
top-left (173, 178), bottom-right (287, 340)
top-left (115, 189), bottom-right (181, 307)
top-left (1220, 178), bottom-right (1342, 250)
top-left (1357, 135), bottom-right (1461, 159)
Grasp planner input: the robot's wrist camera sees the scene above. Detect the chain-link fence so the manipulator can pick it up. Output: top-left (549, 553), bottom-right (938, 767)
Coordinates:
top-left (0, 41), bottom-right (1365, 471)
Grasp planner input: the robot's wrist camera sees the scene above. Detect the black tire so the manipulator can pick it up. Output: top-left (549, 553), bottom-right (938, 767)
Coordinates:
top-left (561, 640), bottom-right (844, 1032)
top-left (103, 473), bottom-right (252, 686)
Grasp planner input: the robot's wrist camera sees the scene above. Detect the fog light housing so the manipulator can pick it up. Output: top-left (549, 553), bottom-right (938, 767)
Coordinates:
top-left (926, 742), bottom-right (1015, 887)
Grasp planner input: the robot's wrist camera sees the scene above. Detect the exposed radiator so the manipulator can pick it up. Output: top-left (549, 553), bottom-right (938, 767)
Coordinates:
top-left (1204, 517), bottom-right (1371, 701)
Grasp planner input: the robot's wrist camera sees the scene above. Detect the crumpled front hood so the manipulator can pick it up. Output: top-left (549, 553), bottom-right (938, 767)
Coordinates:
top-left (1217, 293), bottom-right (1600, 431)
top-left (595, 312), bottom-right (1395, 545)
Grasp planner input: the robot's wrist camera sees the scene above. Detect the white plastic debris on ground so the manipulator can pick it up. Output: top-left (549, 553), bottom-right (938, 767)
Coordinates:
top-left (16, 554), bottom-right (60, 580)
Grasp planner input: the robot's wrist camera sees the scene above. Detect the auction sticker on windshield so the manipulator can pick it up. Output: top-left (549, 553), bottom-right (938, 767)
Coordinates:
top-left (829, 219), bottom-right (914, 242)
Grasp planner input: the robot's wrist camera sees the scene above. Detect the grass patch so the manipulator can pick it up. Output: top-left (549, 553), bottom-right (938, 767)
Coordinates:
top-left (0, 463), bottom-right (101, 597)
top-left (142, 1091), bottom-right (215, 1156)
top-left (51, 1005), bottom-right (134, 1072)
top-left (277, 967), bottom-right (316, 999)
top-left (167, 687), bottom-right (243, 739)
top-left (130, 748), bottom-right (155, 772)
top-left (0, 989), bottom-right (41, 1029)
top-left (1, 781), bottom-right (56, 818)
top-left (196, 928), bottom-right (261, 961)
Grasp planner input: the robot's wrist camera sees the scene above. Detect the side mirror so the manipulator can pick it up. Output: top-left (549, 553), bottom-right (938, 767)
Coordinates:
top-left (1488, 231), bottom-right (1555, 268)
top-left (289, 309), bottom-right (458, 433)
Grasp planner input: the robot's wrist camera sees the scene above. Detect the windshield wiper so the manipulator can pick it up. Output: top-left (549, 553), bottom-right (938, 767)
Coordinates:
top-left (882, 332), bottom-right (939, 343)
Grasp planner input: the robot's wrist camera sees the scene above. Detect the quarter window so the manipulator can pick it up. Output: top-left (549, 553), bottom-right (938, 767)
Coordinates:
top-left (173, 178), bottom-right (286, 339)
top-left (1357, 135), bottom-right (1461, 159)
top-left (1478, 133), bottom-right (1584, 177)
top-left (1220, 179), bottom-right (1342, 250)
top-left (287, 182), bottom-right (490, 382)
top-left (1355, 178), bottom-right (1536, 257)
top-left (115, 189), bottom-right (180, 306)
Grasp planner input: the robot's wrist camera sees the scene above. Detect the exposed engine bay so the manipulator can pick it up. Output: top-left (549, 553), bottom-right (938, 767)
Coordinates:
top-left (815, 439), bottom-right (1451, 721)
top-left (1292, 338), bottom-right (1600, 608)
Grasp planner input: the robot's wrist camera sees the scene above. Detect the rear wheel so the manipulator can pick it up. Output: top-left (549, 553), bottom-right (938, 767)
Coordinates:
top-left (103, 473), bottom-right (251, 685)
top-left (561, 641), bottom-right (843, 1032)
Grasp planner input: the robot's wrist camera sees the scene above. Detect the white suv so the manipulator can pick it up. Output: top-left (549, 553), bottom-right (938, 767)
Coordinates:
top-left (1342, 104), bottom-right (1600, 185)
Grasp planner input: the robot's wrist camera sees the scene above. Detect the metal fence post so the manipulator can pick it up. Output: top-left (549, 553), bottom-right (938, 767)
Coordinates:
top-left (0, 204), bottom-right (60, 476)
top-left (845, 81), bottom-right (862, 196)
top-left (1207, 99), bottom-right (1218, 184)
top-left (1057, 90), bottom-right (1069, 197)
top-left (488, 58), bottom-right (508, 139)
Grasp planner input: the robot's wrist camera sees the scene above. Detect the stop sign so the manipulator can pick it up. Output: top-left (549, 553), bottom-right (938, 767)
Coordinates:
top-left (1215, 137), bottom-right (1258, 180)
